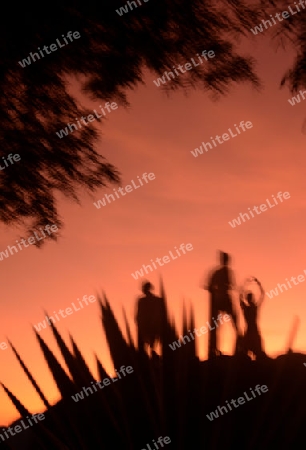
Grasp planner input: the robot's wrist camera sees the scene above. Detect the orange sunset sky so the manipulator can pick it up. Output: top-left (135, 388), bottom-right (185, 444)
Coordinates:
top-left (1, 35), bottom-right (306, 425)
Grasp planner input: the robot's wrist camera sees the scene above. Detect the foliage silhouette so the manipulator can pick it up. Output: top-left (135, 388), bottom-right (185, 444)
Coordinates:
top-left (1, 281), bottom-right (306, 449)
top-left (0, 1), bottom-right (264, 242)
top-left (2, 1), bottom-right (305, 241)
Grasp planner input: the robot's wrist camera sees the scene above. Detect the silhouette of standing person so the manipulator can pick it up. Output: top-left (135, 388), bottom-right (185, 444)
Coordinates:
top-left (135, 281), bottom-right (165, 351)
top-left (239, 277), bottom-right (266, 359)
top-left (204, 251), bottom-right (239, 358)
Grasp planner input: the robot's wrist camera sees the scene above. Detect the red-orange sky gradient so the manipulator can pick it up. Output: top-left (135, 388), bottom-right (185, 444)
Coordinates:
top-left (1, 36), bottom-right (305, 425)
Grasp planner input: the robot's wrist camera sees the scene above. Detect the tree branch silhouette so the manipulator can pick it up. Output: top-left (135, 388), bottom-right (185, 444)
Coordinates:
top-left (1, 1), bottom-right (263, 244)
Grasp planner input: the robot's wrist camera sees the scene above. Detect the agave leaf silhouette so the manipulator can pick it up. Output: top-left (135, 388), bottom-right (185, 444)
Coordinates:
top-left (7, 339), bottom-right (50, 409)
top-left (3, 284), bottom-right (306, 448)
top-left (69, 334), bottom-right (95, 384)
top-left (0, 383), bottom-right (69, 449)
top-left (33, 329), bottom-right (76, 398)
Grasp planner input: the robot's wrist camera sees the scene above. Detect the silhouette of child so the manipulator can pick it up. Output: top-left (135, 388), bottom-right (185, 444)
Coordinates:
top-left (239, 277), bottom-right (266, 359)
top-left (135, 281), bottom-right (165, 351)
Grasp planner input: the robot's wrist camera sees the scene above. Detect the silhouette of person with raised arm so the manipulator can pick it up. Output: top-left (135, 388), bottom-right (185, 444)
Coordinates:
top-left (135, 280), bottom-right (165, 351)
top-left (204, 251), bottom-right (239, 358)
top-left (239, 277), bottom-right (266, 359)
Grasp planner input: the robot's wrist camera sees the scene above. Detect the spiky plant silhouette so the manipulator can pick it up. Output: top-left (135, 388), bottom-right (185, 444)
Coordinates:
top-left (2, 280), bottom-right (306, 449)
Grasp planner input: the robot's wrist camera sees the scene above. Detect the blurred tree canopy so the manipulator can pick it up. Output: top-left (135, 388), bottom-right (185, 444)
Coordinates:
top-left (0, 0), bottom-right (302, 244)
